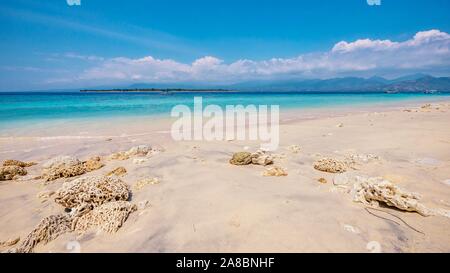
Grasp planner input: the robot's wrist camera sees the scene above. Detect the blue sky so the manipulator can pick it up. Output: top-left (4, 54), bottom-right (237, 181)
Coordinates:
top-left (0, 0), bottom-right (449, 91)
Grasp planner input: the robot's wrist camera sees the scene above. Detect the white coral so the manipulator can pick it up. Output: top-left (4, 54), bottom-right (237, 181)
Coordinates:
top-left (42, 156), bottom-right (81, 170)
top-left (109, 145), bottom-right (159, 161)
top-left (314, 158), bottom-right (349, 173)
top-left (126, 145), bottom-right (152, 156)
top-left (12, 174), bottom-right (135, 253)
top-left (54, 175), bottom-right (130, 209)
top-left (351, 176), bottom-right (432, 216)
top-left (16, 214), bottom-right (73, 253)
top-left (73, 201), bottom-right (137, 234)
top-left (41, 156), bottom-right (86, 181)
top-left (251, 150), bottom-right (274, 166)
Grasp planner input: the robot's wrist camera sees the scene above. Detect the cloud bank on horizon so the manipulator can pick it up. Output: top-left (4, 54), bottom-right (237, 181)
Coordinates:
top-left (68, 29), bottom-right (450, 86)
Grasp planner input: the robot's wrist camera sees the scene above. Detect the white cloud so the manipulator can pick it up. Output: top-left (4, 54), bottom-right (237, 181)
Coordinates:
top-left (410, 29), bottom-right (450, 45)
top-left (332, 29), bottom-right (449, 52)
top-left (74, 29), bottom-right (450, 84)
top-left (192, 56), bottom-right (223, 68)
top-left (332, 39), bottom-right (398, 52)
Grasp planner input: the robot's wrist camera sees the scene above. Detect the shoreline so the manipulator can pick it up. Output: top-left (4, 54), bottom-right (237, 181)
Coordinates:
top-left (1, 96), bottom-right (449, 137)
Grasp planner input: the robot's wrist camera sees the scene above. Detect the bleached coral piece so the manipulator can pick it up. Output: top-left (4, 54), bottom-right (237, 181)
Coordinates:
top-left (251, 150), bottom-right (274, 166)
top-left (351, 176), bottom-right (433, 216)
top-left (314, 158), bottom-right (348, 173)
top-left (83, 156), bottom-right (104, 172)
top-left (229, 152), bottom-right (253, 165)
top-left (41, 156), bottom-right (105, 181)
top-left (73, 201), bottom-right (137, 234)
top-left (16, 214), bottom-right (73, 253)
top-left (0, 165), bottom-right (27, 181)
top-left (54, 175), bottom-right (130, 209)
top-left (41, 156), bottom-right (85, 181)
top-left (263, 166), bottom-right (288, 177)
top-left (229, 150), bottom-right (274, 166)
top-left (42, 156), bottom-right (80, 170)
top-left (126, 145), bottom-right (152, 156)
top-left (3, 160), bottom-right (36, 167)
top-left (9, 175), bottom-right (135, 253)
top-left (108, 145), bottom-right (158, 160)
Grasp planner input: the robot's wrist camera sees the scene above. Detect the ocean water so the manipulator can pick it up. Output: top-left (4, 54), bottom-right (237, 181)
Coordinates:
top-left (0, 91), bottom-right (449, 129)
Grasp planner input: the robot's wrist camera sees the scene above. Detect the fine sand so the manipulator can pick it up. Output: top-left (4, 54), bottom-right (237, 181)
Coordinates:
top-left (1, 100), bottom-right (450, 253)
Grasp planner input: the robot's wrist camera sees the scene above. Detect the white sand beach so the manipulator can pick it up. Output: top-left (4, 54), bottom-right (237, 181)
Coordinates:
top-left (1, 100), bottom-right (450, 253)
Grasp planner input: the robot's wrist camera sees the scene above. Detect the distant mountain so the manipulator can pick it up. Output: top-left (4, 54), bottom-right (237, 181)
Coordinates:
top-left (225, 75), bottom-right (450, 92)
top-left (382, 76), bottom-right (450, 92)
top-left (79, 74), bottom-right (450, 93)
top-left (389, 73), bottom-right (431, 83)
top-left (217, 77), bottom-right (387, 92)
top-left (367, 76), bottom-right (391, 84)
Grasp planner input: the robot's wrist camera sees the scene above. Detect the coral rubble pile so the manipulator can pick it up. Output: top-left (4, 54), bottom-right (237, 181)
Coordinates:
top-left (229, 152), bottom-right (253, 165)
top-left (109, 145), bottom-right (159, 161)
top-left (16, 214), bottom-right (73, 253)
top-left (0, 165), bottom-right (27, 181)
top-left (0, 159), bottom-right (37, 181)
top-left (41, 156), bottom-right (86, 181)
top-left (229, 150), bottom-right (274, 166)
top-left (41, 156), bottom-right (105, 182)
top-left (314, 158), bottom-right (349, 173)
top-left (251, 150), bottom-right (274, 166)
top-left (83, 156), bottom-right (104, 172)
top-left (73, 201), bottom-right (137, 234)
top-left (12, 175), bottom-right (135, 253)
top-left (3, 160), bottom-right (36, 168)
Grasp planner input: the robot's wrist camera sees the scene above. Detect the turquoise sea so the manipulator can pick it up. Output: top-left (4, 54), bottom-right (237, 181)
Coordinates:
top-left (1, 91), bottom-right (449, 129)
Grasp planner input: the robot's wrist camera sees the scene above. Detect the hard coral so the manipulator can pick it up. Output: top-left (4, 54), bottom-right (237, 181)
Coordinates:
top-left (16, 214), bottom-right (73, 253)
top-left (314, 158), bottom-right (348, 173)
top-left (54, 175), bottom-right (130, 209)
top-left (73, 201), bottom-right (137, 234)
top-left (229, 152), bottom-right (253, 165)
top-left (41, 156), bottom-right (85, 181)
top-left (0, 165), bottom-right (27, 181)
top-left (351, 176), bottom-right (432, 216)
top-left (3, 160), bottom-right (36, 167)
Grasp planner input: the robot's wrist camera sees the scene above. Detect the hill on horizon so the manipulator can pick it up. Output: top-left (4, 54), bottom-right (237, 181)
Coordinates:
top-left (122, 74), bottom-right (450, 93)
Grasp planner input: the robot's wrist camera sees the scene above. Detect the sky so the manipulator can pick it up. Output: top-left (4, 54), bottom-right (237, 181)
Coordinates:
top-left (0, 0), bottom-right (449, 91)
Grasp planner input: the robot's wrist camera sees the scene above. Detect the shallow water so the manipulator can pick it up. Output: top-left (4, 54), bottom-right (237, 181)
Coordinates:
top-left (1, 91), bottom-right (449, 129)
